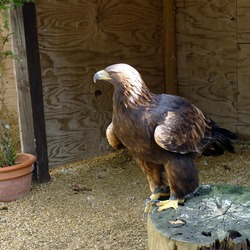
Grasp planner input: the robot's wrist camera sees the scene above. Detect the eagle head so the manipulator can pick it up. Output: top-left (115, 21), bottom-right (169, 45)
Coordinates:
top-left (93, 63), bottom-right (152, 107)
top-left (93, 63), bottom-right (145, 90)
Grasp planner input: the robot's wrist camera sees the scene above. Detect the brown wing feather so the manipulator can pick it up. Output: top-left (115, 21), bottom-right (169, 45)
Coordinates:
top-left (154, 104), bottom-right (212, 154)
top-left (106, 122), bottom-right (124, 149)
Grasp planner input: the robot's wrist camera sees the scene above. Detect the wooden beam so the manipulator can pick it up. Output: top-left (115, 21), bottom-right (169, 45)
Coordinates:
top-left (10, 7), bottom-right (35, 154)
top-left (11, 3), bottom-right (50, 182)
top-left (22, 3), bottom-right (50, 182)
top-left (162, 0), bottom-right (178, 95)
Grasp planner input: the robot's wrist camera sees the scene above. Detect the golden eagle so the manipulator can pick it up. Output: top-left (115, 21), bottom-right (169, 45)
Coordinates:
top-left (93, 63), bottom-right (237, 212)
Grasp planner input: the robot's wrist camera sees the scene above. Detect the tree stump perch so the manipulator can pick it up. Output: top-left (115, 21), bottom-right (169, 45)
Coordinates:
top-left (148, 185), bottom-right (250, 250)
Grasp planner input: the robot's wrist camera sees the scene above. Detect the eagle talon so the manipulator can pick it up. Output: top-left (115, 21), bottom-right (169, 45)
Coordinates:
top-left (151, 207), bottom-right (159, 214)
top-left (144, 187), bottom-right (171, 214)
top-left (144, 198), bottom-right (161, 214)
top-left (148, 199), bottom-right (161, 204)
top-left (156, 199), bottom-right (185, 212)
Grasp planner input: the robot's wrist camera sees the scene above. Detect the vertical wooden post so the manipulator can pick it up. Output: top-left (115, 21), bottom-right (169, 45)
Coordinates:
top-left (10, 7), bottom-right (35, 154)
top-left (162, 0), bottom-right (178, 95)
top-left (11, 3), bottom-right (50, 182)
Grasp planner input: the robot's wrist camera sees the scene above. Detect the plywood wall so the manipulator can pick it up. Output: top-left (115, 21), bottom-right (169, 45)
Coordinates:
top-left (35, 0), bottom-right (165, 166)
top-left (237, 0), bottom-right (250, 138)
top-left (175, 0), bottom-right (238, 132)
top-left (175, 0), bottom-right (250, 138)
top-left (6, 0), bottom-right (250, 168)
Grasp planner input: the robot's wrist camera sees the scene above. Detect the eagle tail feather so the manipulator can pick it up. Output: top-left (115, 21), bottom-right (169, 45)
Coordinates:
top-left (202, 127), bottom-right (237, 156)
top-left (218, 127), bottom-right (238, 140)
top-left (217, 136), bottom-right (235, 153)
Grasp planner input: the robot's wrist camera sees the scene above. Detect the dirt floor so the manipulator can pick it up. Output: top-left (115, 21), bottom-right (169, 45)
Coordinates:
top-left (0, 142), bottom-right (249, 250)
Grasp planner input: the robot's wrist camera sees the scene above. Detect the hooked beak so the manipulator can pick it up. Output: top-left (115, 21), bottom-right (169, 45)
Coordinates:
top-left (93, 70), bottom-right (111, 83)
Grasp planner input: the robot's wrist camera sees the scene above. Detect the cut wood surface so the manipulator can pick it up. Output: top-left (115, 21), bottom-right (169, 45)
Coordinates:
top-left (148, 184), bottom-right (250, 250)
top-left (35, 0), bottom-right (165, 167)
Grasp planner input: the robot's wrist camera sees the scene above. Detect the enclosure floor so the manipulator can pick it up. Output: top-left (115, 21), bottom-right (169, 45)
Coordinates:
top-left (0, 143), bottom-right (249, 249)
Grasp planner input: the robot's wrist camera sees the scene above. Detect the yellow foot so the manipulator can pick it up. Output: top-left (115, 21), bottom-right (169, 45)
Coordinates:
top-left (144, 199), bottom-right (155, 214)
top-left (156, 199), bottom-right (185, 212)
top-left (144, 188), bottom-right (170, 214)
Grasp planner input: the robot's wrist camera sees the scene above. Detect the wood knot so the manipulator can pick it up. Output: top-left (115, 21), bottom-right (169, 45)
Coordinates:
top-left (94, 90), bottom-right (102, 97)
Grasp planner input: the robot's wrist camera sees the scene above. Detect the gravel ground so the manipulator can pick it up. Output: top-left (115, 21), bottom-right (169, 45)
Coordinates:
top-left (0, 143), bottom-right (249, 250)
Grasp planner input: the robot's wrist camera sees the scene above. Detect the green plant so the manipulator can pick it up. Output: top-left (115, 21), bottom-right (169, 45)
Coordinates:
top-left (1, 1), bottom-right (34, 62)
top-left (0, 0), bottom-right (35, 167)
top-left (0, 117), bottom-right (16, 166)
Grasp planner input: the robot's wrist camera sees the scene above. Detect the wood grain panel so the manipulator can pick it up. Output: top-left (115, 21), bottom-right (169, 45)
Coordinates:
top-left (237, 44), bottom-right (250, 130)
top-left (163, 0), bottom-right (177, 94)
top-left (36, 0), bottom-right (164, 166)
top-left (176, 0), bottom-right (237, 132)
top-left (237, 0), bottom-right (250, 43)
top-left (237, 126), bottom-right (250, 139)
top-left (37, 1), bottom-right (164, 92)
top-left (46, 129), bottom-right (110, 166)
top-left (178, 84), bottom-right (237, 131)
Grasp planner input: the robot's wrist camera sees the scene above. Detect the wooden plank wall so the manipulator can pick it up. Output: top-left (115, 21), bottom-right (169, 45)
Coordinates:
top-left (163, 0), bottom-right (178, 94)
top-left (175, 0), bottom-right (238, 132)
top-left (35, 0), bottom-right (165, 167)
top-left (237, 0), bottom-right (250, 138)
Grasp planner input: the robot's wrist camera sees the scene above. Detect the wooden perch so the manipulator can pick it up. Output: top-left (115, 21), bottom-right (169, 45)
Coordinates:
top-left (148, 184), bottom-right (250, 250)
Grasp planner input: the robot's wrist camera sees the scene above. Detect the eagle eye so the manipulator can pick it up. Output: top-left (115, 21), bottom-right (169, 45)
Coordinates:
top-left (108, 71), bottom-right (116, 76)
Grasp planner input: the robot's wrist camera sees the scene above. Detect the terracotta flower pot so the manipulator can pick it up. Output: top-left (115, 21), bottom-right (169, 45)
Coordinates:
top-left (0, 153), bottom-right (36, 202)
